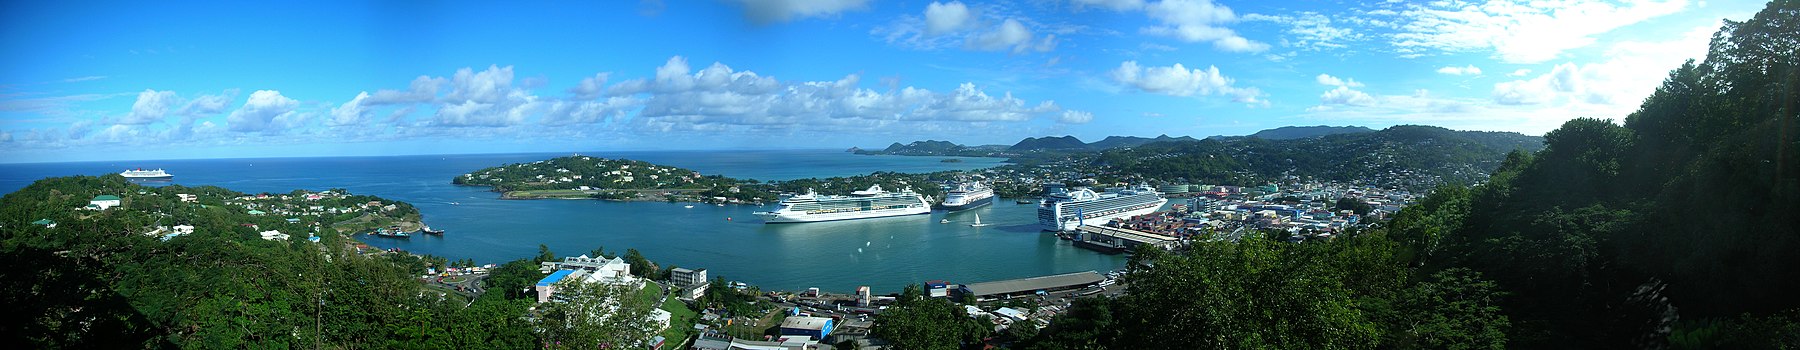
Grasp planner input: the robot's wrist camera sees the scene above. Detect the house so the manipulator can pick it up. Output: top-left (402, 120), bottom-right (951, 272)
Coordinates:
top-left (259, 230), bottom-right (289, 241)
top-left (32, 219), bottom-right (56, 228)
top-left (89, 195), bottom-right (122, 210)
top-left (248, 210), bottom-right (267, 216)
top-left (177, 194), bottom-right (197, 202)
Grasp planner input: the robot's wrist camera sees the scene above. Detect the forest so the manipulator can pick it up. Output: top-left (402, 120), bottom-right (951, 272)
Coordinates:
top-left (873, 2), bottom-right (1799, 348)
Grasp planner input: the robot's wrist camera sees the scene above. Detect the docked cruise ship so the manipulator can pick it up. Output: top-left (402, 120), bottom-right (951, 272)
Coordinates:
top-left (938, 182), bottom-right (994, 212)
top-left (1037, 183), bottom-right (1167, 231)
top-left (754, 184), bottom-right (931, 223)
top-left (120, 168), bottom-right (173, 179)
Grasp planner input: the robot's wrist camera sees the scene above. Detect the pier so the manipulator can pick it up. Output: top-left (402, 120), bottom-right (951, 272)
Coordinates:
top-left (1073, 225), bottom-right (1182, 253)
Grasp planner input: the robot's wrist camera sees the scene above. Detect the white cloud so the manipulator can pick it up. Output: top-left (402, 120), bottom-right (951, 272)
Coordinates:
top-left (329, 92), bottom-right (372, 126)
top-left (1319, 85), bottom-right (1377, 107)
top-left (1244, 11), bottom-right (1363, 51)
top-left (925, 1), bottom-right (975, 35)
top-left (1436, 65), bottom-right (1483, 75)
top-left (1110, 61), bottom-right (1261, 102)
top-left (966, 19), bottom-right (1053, 53)
top-left (122, 90), bottom-right (178, 125)
top-left (1391, 0), bottom-right (1689, 63)
top-left (603, 56), bottom-right (1070, 132)
top-left (1138, 0), bottom-right (1267, 52)
top-left (432, 65), bottom-right (540, 127)
top-left (1058, 110), bottom-right (1094, 124)
top-left (227, 90), bottom-right (301, 133)
top-left (1315, 74), bottom-right (1364, 87)
top-left (1508, 69), bottom-right (1532, 77)
top-left (728, 0), bottom-right (869, 23)
top-left (1072, 0), bottom-right (1145, 11)
top-left (542, 97), bottom-right (639, 126)
top-left (569, 73), bottom-right (610, 100)
top-left (178, 92), bottom-right (233, 117)
top-left (367, 76), bottom-right (445, 104)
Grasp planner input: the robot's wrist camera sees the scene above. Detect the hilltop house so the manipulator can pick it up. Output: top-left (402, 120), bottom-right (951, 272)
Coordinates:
top-left (88, 195), bottom-right (121, 210)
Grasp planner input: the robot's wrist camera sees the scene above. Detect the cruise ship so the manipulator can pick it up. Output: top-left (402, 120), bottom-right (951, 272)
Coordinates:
top-left (120, 168), bottom-right (173, 179)
top-left (938, 182), bottom-right (994, 212)
top-left (754, 184), bottom-right (931, 223)
top-left (1037, 183), bottom-right (1167, 231)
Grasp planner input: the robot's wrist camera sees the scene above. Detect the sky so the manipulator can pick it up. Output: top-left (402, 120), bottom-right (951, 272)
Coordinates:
top-left (0, 0), bottom-right (1770, 163)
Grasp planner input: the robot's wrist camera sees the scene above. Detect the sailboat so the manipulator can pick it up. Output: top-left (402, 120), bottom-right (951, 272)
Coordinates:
top-left (968, 213), bottom-right (990, 227)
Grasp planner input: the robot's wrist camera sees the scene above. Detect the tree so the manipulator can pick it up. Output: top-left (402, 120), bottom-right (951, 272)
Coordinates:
top-left (534, 244), bottom-right (556, 264)
top-left (623, 249), bottom-right (653, 278)
top-left (535, 280), bottom-right (661, 349)
top-left (872, 284), bottom-right (990, 350)
top-left (1388, 268), bottom-right (1509, 350)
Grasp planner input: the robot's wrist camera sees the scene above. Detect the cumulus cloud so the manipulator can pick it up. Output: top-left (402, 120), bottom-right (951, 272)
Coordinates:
top-left (1320, 85), bottom-right (1377, 107)
top-left (924, 1), bottom-right (974, 35)
top-left (1058, 110), bottom-right (1094, 124)
top-left (542, 97), bottom-right (639, 126)
top-left (1391, 0), bottom-right (1688, 63)
top-left (1508, 69), bottom-right (1532, 77)
top-left (568, 73), bottom-right (610, 100)
top-left (1316, 74), bottom-right (1363, 87)
top-left (433, 65), bottom-right (540, 127)
top-left (122, 90), bottom-right (178, 125)
top-left (227, 90), bottom-right (301, 133)
top-left (367, 76), bottom-right (445, 104)
top-left (329, 92), bottom-right (372, 126)
top-left (874, 3), bottom-right (1055, 54)
top-left (1109, 61), bottom-right (1261, 102)
top-left (728, 0), bottom-right (869, 23)
top-left (178, 92), bottom-right (233, 117)
top-left (966, 19), bottom-right (1053, 53)
top-left (1436, 65), bottom-right (1483, 75)
top-left (1137, 0), bottom-right (1267, 52)
top-left (604, 56), bottom-right (1069, 132)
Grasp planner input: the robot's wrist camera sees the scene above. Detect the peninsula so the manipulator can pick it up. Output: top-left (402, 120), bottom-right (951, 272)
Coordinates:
top-left (453, 155), bottom-right (770, 203)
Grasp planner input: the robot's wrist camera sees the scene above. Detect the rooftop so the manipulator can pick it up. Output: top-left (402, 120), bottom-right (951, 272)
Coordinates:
top-left (93, 195), bottom-right (121, 201)
top-left (780, 316), bottom-right (831, 331)
top-left (959, 271), bottom-right (1104, 297)
top-left (536, 269), bottom-right (576, 287)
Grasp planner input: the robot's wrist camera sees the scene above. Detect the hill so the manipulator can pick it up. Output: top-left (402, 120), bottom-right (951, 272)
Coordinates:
top-left (1097, 125), bottom-right (1544, 189)
top-left (1084, 134), bottom-right (1201, 150)
top-left (1008, 135), bottom-right (1088, 151)
top-left (453, 155), bottom-right (768, 202)
top-left (1248, 125), bottom-right (1374, 140)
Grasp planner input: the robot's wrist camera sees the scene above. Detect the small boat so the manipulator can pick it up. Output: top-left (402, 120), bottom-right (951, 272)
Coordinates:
top-left (940, 219), bottom-right (950, 224)
top-left (968, 214), bottom-right (990, 227)
top-left (1016, 198), bottom-right (1035, 204)
top-left (684, 205), bottom-right (695, 208)
top-left (420, 226), bottom-right (444, 235)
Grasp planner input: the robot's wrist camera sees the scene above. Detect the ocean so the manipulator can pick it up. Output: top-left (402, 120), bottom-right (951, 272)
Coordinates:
top-left (0, 150), bottom-right (1129, 293)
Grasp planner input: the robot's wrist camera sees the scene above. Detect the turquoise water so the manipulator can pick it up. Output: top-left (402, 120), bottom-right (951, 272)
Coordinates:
top-left (0, 150), bottom-right (1128, 293)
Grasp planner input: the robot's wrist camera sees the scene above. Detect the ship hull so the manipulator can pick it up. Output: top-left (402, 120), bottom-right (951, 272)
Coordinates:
top-left (1039, 198), bottom-right (1167, 231)
top-left (939, 195), bottom-right (994, 212)
top-left (757, 206), bottom-right (932, 223)
top-left (121, 174), bottom-right (174, 179)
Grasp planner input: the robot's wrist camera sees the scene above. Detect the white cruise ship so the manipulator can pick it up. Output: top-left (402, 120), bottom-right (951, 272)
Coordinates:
top-left (120, 168), bottom-right (173, 179)
top-left (1037, 183), bottom-right (1166, 231)
top-left (755, 184), bottom-right (931, 223)
top-left (939, 182), bottom-right (994, 212)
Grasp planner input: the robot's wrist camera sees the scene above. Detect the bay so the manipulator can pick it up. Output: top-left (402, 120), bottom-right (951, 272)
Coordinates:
top-left (0, 150), bottom-right (1128, 293)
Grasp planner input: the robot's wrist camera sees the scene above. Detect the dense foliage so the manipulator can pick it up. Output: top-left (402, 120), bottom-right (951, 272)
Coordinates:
top-left (898, 3), bottom-right (1800, 348)
top-left (454, 155), bottom-right (746, 192)
top-left (1096, 125), bottom-right (1544, 190)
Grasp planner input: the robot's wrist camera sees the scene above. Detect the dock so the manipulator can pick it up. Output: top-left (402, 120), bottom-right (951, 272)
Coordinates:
top-left (957, 271), bottom-right (1105, 301)
top-left (1073, 225), bottom-right (1182, 253)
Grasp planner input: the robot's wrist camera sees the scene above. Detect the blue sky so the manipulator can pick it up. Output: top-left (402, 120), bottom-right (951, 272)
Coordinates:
top-left (0, 0), bottom-right (1768, 163)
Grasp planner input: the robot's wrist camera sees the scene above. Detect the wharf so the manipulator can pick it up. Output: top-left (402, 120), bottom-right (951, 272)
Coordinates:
top-left (1074, 225), bottom-right (1182, 253)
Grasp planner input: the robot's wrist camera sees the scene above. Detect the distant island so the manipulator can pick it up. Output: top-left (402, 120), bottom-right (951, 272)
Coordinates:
top-left (453, 155), bottom-right (769, 203)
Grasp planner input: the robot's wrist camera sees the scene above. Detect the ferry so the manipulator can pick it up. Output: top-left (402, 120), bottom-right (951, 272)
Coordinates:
top-left (754, 184), bottom-right (931, 223)
top-left (938, 182), bottom-right (994, 212)
top-left (420, 226), bottom-right (444, 235)
top-left (1037, 183), bottom-right (1167, 231)
top-left (120, 168), bottom-right (173, 179)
